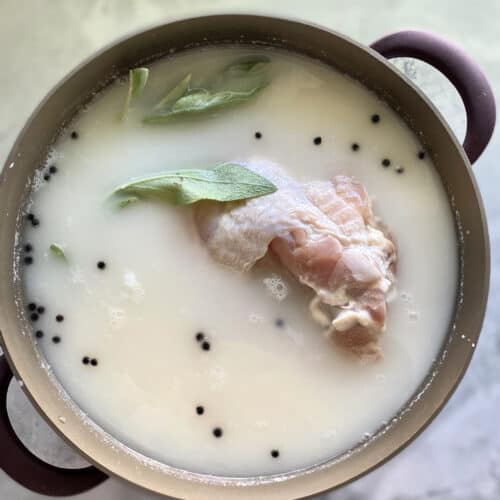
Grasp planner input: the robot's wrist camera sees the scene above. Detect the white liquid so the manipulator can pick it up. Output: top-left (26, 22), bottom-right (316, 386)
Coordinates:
top-left (22, 47), bottom-right (458, 476)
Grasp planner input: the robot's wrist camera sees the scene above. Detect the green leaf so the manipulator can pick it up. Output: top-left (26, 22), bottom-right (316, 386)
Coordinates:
top-left (143, 55), bottom-right (271, 124)
top-left (153, 73), bottom-right (191, 110)
top-left (223, 55), bottom-right (271, 76)
top-left (112, 163), bottom-right (277, 205)
top-left (143, 85), bottom-right (265, 124)
top-left (117, 196), bottom-right (139, 209)
top-left (121, 67), bottom-right (149, 120)
top-left (50, 244), bottom-right (66, 260)
top-left (216, 55), bottom-right (271, 92)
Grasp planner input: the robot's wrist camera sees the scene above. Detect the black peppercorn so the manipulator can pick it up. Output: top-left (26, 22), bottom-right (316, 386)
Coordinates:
top-left (24, 244), bottom-right (33, 252)
top-left (32, 218), bottom-right (40, 226)
top-left (49, 165), bottom-right (58, 174)
top-left (24, 256), bottom-right (33, 265)
top-left (195, 332), bottom-right (204, 342)
top-left (30, 313), bottom-right (39, 321)
top-left (213, 427), bottom-right (223, 438)
top-left (56, 314), bottom-right (64, 322)
top-left (196, 406), bottom-right (204, 415)
top-left (418, 151), bottom-right (425, 160)
top-left (90, 358), bottom-right (98, 366)
top-left (35, 330), bottom-right (44, 339)
top-left (82, 356), bottom-right (90, 365)
top-left (351, 143), bottom-right (360, 151)
top-left (37, 306), bottom-right (45, 314)
top-left (97, 261), bottom-right (106, 270)
top-left (43, 174), bottom-right (50, 181)
top-left (271, 449), bottom-right (280, 458)
top-left (255, 131), bottom-right (262, 139)
top-left (71, 131), bottom-right (79, 140)
top-left (52, 336), bottom-right (61, 344)
top-left (28, 303), bottom-right (37, 311)
top-left (396, 167), bottom-right (405, 174)
top-left (201, 341), bottom-right (211, 351)
top-left (313, 136), bottom-right (322, 145)
top-left (381, 158), bottom-right (391, 167)
top-left (371, 114), bottom-right (380, 123)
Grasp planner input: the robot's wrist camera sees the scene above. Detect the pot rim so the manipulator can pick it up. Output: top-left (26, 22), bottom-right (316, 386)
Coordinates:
top-left (0, 13), bottom-right (490, 499)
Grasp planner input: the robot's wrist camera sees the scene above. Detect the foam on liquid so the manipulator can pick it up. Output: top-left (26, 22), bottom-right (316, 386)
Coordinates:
top-left (21, 47), bottom-right (458, 475)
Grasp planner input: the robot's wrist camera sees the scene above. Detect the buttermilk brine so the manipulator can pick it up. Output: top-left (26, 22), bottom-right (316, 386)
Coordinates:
top-left (21, 47), bottom-right (457, 475)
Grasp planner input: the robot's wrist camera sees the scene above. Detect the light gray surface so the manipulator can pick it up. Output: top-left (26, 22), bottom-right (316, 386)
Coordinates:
top-left (0, 1), bottom-right (499, 499)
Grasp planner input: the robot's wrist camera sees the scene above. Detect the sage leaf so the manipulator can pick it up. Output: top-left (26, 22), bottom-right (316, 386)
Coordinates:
top-left (50, 244), bottom-right (66, 260)
top-left (223, 55), bottom-right (270, 76)
top-left (143, 55), bottom-right (271, 123)
top-left (112, 163), bottom-right (277, 205)
top-left (117, 196), bottom-right (139, 209)
top-left (143, 85), bottom-right (265, 124)
top-left (154, 73), bottom-right (192, 110)
top-left (121, 67), bottom-right (149, 120)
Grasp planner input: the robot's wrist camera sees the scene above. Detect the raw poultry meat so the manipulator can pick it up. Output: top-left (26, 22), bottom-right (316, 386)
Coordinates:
top-left (194, 161), bottom-right (396, 357)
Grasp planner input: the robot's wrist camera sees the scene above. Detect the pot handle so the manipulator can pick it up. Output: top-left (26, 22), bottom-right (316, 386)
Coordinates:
top-left (0, 354), bottom-right (108, 496)
top-left (370, 30), bottom-right (496, 164)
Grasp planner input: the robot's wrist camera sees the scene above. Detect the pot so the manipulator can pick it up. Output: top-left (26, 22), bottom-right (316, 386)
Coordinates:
top-left (0, 14), bottom-right (495, 499)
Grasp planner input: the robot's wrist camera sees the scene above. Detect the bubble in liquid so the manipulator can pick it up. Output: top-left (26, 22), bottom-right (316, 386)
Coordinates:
top-left (30, 170), bottom-right (45, 192)
top-left (249, 313), bottom-right (264, 324)
top-left (211, 365), bottom-right (225, 380)
top-left (209, 365), bottom-right (226, 390)
top-left (123, 271), bottom-right (145, 303)
top-left (408, 310), bottom-right (419, 320)
top-left (263, 274), bottom-right (289, 301)
top-left (108, 307), bottom-right (126, 329)
top-left (70, 267), bottom-right (86, 285)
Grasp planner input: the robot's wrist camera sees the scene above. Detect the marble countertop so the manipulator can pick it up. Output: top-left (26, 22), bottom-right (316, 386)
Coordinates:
top-left (1, 1), bottom-right (499, 499)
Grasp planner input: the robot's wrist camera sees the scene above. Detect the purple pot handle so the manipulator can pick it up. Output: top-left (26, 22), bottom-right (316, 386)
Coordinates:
top-left (0, 355), bottom-right (108, 496)
top-left (370, 30), bottom-right (496, 164)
